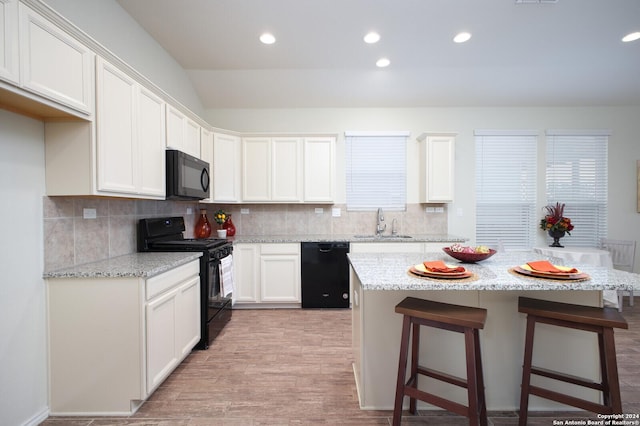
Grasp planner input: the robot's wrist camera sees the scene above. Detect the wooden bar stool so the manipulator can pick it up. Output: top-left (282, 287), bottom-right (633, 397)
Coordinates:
top-left (392, 297), bottom-right (488, 426)
top-left (518, 297), bottom-right (628, 426)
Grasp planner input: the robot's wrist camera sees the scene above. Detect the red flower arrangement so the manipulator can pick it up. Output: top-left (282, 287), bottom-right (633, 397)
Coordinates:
top-left (540, 202), bottom-right (574, 235)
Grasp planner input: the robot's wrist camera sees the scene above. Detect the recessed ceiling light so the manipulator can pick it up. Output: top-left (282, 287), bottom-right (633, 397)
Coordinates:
top-left (260, 33), bottom-right (276, 44)
top-left (622, 32), bottom-right (640, 43)
top-left (453, 32), bottom-right (472, 43)
top-left (364, 32), bottom-right (381, 44)
top-left (376, 58), bottom-right (390, 68)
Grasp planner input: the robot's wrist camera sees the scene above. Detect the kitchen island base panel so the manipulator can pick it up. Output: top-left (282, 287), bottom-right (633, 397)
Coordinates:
top-left (352, 276), bottom-right (602, 411)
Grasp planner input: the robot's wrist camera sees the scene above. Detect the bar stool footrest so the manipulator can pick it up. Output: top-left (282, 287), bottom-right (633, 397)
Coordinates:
top-left (404, 385), bottom-right (470, 418)
top-left (531, 366), bottom-right (604, 391)
top-left (529, 385), bottom-right (616, 414)
top-left (417, 366), bottom-right (468, 389)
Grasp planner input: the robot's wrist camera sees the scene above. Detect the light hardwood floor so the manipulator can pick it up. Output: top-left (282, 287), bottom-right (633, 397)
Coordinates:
top-left (41, 299), bottom-right (639, 425)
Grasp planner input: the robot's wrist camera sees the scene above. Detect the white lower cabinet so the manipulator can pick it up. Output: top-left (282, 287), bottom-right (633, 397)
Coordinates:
top-left (146, 272), bottom-right (200, 394)
top-left (47, 260), bottom-right (200, 415)
top-left (233, 243), bottom-right (300, 306)
top-left (260, 244), bottom-right (300, 302)
top-left (233, 243), bottom-right (259, 303)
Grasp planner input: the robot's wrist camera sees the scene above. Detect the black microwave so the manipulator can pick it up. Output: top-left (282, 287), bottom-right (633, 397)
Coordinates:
top-left (166, 150), bottom-right (210, 200)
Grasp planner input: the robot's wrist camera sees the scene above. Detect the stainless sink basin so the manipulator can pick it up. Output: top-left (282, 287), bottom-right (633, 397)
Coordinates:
top-left (353, 234), bottom-right (413, 239)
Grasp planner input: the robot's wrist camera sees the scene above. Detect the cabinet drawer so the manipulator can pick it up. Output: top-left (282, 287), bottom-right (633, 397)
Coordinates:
top-left (146, 260), bottom-right (199, 300)
top-left (260, 243), bottom-right (300, 255)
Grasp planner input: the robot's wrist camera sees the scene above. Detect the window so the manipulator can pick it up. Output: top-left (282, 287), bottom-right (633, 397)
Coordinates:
top-left (475, 131), bottom-right (538, 250)
top-left (545, 130), bottom-right (608, 247)
top-left (345, 131), bottom-right (408, 211)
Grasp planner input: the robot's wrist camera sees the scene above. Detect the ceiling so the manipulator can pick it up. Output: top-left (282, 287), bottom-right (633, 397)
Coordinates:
top-left (116, 0), bottom-right (640, 109)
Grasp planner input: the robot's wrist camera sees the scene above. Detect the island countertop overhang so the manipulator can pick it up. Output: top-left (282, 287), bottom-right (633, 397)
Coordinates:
top-left (348, 251), bottom-right (635, 291)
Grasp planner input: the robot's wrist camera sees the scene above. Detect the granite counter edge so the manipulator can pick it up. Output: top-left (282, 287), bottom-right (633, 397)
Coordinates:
top-left (43, 252), bottom-right (202, 279)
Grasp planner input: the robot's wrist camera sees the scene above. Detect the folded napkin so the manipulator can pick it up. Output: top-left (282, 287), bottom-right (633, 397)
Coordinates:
top-left (526, 260), bottom-right (578, 274)
top-left (423, 260), bottom-right (466, 273)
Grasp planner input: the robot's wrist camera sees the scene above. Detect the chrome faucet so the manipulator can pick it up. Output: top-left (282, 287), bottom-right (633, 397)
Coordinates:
top-left (376, 208), bottom-right (386, 236)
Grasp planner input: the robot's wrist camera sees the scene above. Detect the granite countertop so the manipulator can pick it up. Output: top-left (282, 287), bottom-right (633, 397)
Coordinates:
top-left (43, 252), bottom-right (202, 279)
top-left (229, 233), bottom-right (466, 244)
top-left (348, 250), bottom-right (637, 291)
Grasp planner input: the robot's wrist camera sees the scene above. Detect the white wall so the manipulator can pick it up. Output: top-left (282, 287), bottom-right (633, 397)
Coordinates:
top-left (0, 110), bottom-right (48, 426)
top-left (42, 0), bottom-right (205, 116)
top-left (206, 106), bottom-right (640, 270)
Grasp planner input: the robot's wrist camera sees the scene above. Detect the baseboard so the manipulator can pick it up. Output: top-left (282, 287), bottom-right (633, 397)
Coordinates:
top-left (21, 407), bottom-right (49, 426)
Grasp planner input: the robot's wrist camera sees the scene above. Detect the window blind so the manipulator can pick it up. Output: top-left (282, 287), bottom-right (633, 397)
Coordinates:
top-left (345, 132), bottom-right (408, 211)
top-left (545, 131), bottom-right (608, 247)
top-left (475, 131), bottom-right (538, 250)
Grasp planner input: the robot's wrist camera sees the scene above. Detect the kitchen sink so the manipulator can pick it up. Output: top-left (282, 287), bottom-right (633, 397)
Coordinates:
top-left (353, 234), bottom-right (413, 239)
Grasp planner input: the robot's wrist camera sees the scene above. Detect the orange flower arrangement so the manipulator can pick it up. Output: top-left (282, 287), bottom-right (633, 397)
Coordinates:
top-left (540, 202), bottom-right (574, 235)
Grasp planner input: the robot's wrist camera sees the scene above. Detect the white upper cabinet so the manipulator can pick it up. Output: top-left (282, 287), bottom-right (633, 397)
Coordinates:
top-left (18, 2), bottom-right (93, 115)
top-left (242, 137), bottom-right (272, 201)
top-left (241, 135), bottom-right (335, 203)
top-left (242, 136), bottom-right (302, 202)
top-left (96, 57), bottom-right (165, 198)
top-left (418, 133), bottom-right (456, 203)
top-left (212, 132), bottom-right (241, 202)
top-left (303, 136), bottom-right (335, 203)
top-left (137, 85), bottom-right (166, 197)
top-left (96, 58), bottom-right (136, 194)
top-left (199, 127), bottom-right (214, 201)
top-left (271, 137), bottom-right (302, 201)
top-left (166, 104), bottom-right (201, 158)
top-left (0, 0), bottom-right (19, 84)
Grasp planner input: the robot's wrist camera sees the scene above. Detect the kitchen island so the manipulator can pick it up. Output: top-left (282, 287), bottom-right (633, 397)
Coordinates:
top-left (348, 251), bottom-right (636, 412)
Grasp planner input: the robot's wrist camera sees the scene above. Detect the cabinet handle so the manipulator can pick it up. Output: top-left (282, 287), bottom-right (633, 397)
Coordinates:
top-left (201, 168), bottom-right (210, 192)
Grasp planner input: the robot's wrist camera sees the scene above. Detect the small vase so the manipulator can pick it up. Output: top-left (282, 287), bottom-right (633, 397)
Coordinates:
top-left (222, 214), bottom-right (236, 236)
top-left (217, 229), bottom-right (227, 238)
top-left (548, 230), bottom-right (566, 248)
top-left (194, 209), bottom-right (212, 239)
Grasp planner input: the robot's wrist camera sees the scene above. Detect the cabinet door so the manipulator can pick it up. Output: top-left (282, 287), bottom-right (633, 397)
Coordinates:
top-left (138, 86), bottom-right (165, 197)
top-left (175, 276), bottom-right (201, 358)
top-left (420, 134), bottom-right (455, 203)
top-left (166, 104), bottom-right (200, 158)
top-left (260, 244), bottom-right (300, 303)
top-left (18, 3), bottom-right (93, 115)
top-left (96, 57), bottom-right (137, 194)
top-left (165, 104), bottom-right (184, 151)
top-left (304, 137), bottom-right (335, 202)
top-left (0, 0), bottom-right (18, 84)
top-left (242, 137), bottom-right (271, 201)
top-left (271, 137), bottom-right (302, 201)
top-left (233, 244), bottom-right (259, 303)
top-left (212, 132), bottom-right (241, 202)
top-left (200, 127), bottom-right (214, 201)
top-left (146, 286), bottom-right (179, 394)
top-left (184, 117), bottom-right (201, 158)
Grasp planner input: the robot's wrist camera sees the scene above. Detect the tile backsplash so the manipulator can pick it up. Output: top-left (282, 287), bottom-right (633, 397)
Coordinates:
top-left (43, 197), bottom-right (447, 271)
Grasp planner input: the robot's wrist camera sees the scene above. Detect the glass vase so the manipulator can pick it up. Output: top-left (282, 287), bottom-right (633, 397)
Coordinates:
top-left (222, 214), bottom-right (236, 236)
top-left (194, 209), bottom-right (212, 239)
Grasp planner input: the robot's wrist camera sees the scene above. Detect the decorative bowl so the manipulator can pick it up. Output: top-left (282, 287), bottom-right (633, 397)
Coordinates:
top-left (443, 247), bottom-right (497, 263)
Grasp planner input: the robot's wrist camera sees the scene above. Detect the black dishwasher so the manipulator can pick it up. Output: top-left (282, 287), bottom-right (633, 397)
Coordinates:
top-left (301, 242), bottom-right (350, 308)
